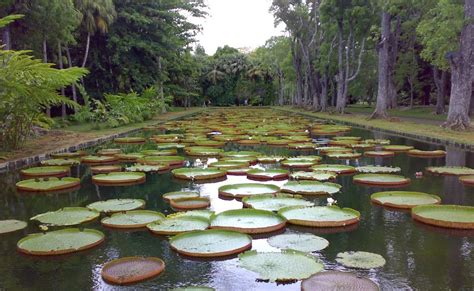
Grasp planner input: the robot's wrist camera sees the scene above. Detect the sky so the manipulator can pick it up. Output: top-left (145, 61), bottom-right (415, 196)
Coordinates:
top-left (192, 0), bottom-right (286, 55)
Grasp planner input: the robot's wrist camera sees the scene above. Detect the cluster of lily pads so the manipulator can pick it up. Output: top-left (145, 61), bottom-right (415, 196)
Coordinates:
top-left (3, 108), bottom-right (474, 289)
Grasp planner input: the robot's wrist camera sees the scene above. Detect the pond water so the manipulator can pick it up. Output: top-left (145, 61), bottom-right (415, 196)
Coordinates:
top-left (0, 110), bottom-right (473, 290)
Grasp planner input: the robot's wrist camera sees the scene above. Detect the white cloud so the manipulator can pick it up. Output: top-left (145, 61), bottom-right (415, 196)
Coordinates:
top-left (191, 0), bottom-right (285, 55)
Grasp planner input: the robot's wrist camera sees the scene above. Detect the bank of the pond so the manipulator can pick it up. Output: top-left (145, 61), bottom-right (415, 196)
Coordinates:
top-left (0, 108), bottom-right (206, 172)
top-left (274, 106), bottom-right (474, 151)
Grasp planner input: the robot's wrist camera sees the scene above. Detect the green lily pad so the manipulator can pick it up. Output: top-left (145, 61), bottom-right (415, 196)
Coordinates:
top-left (242, 194), bottom-right (314, 212)
top-left (138, 156), bottom-right (185, 166)
top-left (156, 143), bottom-right (186, 150)
top-left (407, 149), bottom-right (446, 157)
top-left (278, 206), bottom-right (360, 227)
top-left (163, 191), bottom-right (200, 202)
top-left (267, 233), bottom-right (329, 252)
top-left (81, 155), bottom-right (118, 164)
top-left (167, 210), bottom-right (215, 220)
top-left (281, 181), bottom-right (341, 195)
top-left (170, 229), bottom-right (252, 257)
top-left (92, 172), bottom-right (146, 185)
top-left (125, 164), bottom-right (169, 172)
top-left (336, 251), bottom-right (386, 269)
top-left (170, 197), bottom-right (210, 211)
top-left (382, 145), bottom-right (414, 152)
top-left (227, 167), bottom-right (253, 175)
top-left (364, 151), bottom-right (395, 158)
top-left (87, 199), bottom-right (146, 213)
top-left (31, 207), bottom-right (100, 226)
top-left (238, 250), bottom-right (324, 282)
top-left (365, 139), bottom-right (390, 145)
top-left (208, 161), bottom-right (249, 169)
top-left (290, 171), bottom-right (337, 181)
top-left (0, 219), bottom-right (27, 234)
top-left (220, 151), bottom-right (261, 158)
top-left (20, 166), bottom-right (70, 178)
top-left (141, 149), bottom-right (177, 156)
top-left (116, 153), bottom-right (145, 161)
top-left (356, 165), bottom-right (401, 174)
top-left (301, 271), bottom-right (380, 291)
top-left (218, 183), bottom-right (280, 198)
top-left (172, 168), bottom-right (226, 180)
top-left (281, 160), bottom-right (317, 168)
top-left (371, 191), bottom-right (441, 209)
top-left (247, 169), bottom-right (289, 180)
top-left (41, 158), bottom-right (79, 166)
top-left (194, 140), bottom-right (225, 147)
top-left (220, 157), bottom-right (257, 164)
top-left (411, 205), bottom-right (474, 229)
top-left (353, 174), bottom-right (410, 186)
top-left (102, 210), bottom-right (165, 229)
top-left (326, 152), bottom-right (362, 159)
top-left (90, 165), bottom-right (122, 174)
top-left (210, 209), bottom-right (286, 234)
top-left (17, 228), bottom-right (104, 255)
top-left (426, 166), bottom-right (474, 176)
top-left (147, 216), bottom-right (209, 235)
top-left (311, 164), bottom-right (356, 174)
top-left (257, 156), bottom-right (285, 163)
top-left (185, 147), bottom-right (223, 156)
top-left (97, 148), bottom-right (122, 156)
top-left (16, 177), bottom-right (80, 192)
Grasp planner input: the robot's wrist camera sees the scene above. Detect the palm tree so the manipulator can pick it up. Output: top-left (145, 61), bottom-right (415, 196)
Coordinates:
top-left (206, 65), bottom-right (225, 84)
top-left (75, 0), bottom-right (116, 68)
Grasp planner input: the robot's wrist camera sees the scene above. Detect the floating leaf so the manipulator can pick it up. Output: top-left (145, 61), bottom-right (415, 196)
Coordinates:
top-left (411, 205), bottom-right (474, 229)
top-left (101, 257), bottom-right (165, 285)
top-left (102, 210), bottom-right (165, 229)
top-left (426, 166), bottom-right (474, 176)
top-left (31, 207), bottom-right (99, 226)
top-left (247, 169), bottom-right (289, 180)
top-left (336, 251), bottom-right (386, 269)
top-left (147, 216), bottom-right (210, 235)
top-left (163, 191), bottom-right (200, 202)
top-left (371, 191), bottom-right (441, 209)
top-left (16, 177), bottom-right (80, 192)
top-left (92, 172), bottom-right (145, 186)
top-left (20, 166), bottom-right (70, 178)
top-left (267, 233), bottom-right (329, 252)
top-left (87, 199), bottom-right (146, 213)
top-left (279, 206), bottom-right (360, 227)
top-left (353, 174), bottom-right (410, 186)
top-left (281, 181), bottom-right (341, 195)
top-left (0, 219), bottom-right (27, 234)
top-left (218, 183), bottom-right (280, 198)
top-left (301, 271), bottom-right (380, 291)
top-left (311, 164), bottom-right (356, 174)
top-left (172, 168), bottom-right (226, 180)
top-left (242, 194), bottom-right (314, 212)
top-left (290, 171), bottom-right (337, 181)
top-left (356, 165), bottom-right (401, 174)
top-left (210, 209), bottom-right (286, 234)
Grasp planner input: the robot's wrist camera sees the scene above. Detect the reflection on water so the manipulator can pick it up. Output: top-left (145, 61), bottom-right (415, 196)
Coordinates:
top-left (0, 124), bottom-right (473, 290)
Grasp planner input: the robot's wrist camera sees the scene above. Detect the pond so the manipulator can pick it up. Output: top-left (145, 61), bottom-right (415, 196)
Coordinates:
top-left (0, 109), bottom-right (473, 290)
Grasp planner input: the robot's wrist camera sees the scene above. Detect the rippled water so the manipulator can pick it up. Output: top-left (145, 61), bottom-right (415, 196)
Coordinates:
top-left (0, 117), bottom-right (473, 290)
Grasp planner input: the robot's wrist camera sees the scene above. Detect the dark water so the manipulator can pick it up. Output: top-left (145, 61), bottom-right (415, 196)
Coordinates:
top-left (0, 116), bottom-right (473, 291)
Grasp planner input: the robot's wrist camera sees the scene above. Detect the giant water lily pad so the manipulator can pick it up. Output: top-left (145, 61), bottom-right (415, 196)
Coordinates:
top-left (172, 168), bottom-right (226, 180)
top-left (208, 161), bottom-right (249, 170)
top-left (426, 166), bottom-right (474, 176)
top-left (301, 271), bottom-right (380, 291)
top-left (326, 152), bottom-right (362, 160)
top-left (267, 233), bottom-right (329, 252)
top-left (371, 191), bottom-right (441, 209)
top-left (281, 181), bottom-right (341, 195)
top-left (353, 174), bottom-right (410, 186)
top-left (290, 171), bottom-right (337, 181)
top-left (218, 183), bottom-right (280, 198)
top-left (170, 229), bottom-right (252, 257)
top-left (257, 156), bottom-right (285, 163)
top-left (17, 228), bottom-right (104, 255)
top-left (41, 159), bottom-right (79, 166)
top-left (170, 197), bottom-right (210, 211)
top-left (126, 164), bottom-right (169, 172)
top-left (238, 250), bottom-right (323, 282)
top-left (16, 177), bottom-right (80, 192)
top-left (382, 145), bottom-right (414, 152)
top-left (407, 149), bottom-right (446, 158)
top-left (102, 210), bottom-right (165, 229)
top-left (167, 210), bottom-right (215, 220)
top-left (220, 151), bottom-right (261, 158)
top-left (147, 216), bottom-right (209, 235)
top-left (185, 147), bottom-right (223, 157)
top-left (242, 194), bottom-right (314, 212)
top-left (87, 199), bottom-right (146, 213)
top-left (364, 151), bottom-right (395, 158)
top-left (411, 205), bottom-right (474, 229)
top-left (460, 175), bottom-right (474, 186)
top-left (92, 172), bottom-right (146, 186)
top-left (81, 155), bottom-right (118, 164)
top-left (336, 251), bottom-right (386, 269)
top-left (311, 164), bottom-right (356, 174)
top-left (0, 220), bottom-right (27, 234)
top-left (156, 143), bottom-right (186, 150)
top-left (279, 206), bottom-right (360, 227)
top-left (138, 156), bottom-right (185, 166)
top-left (356, 165), bottom-right (401, 174)
top-left (20, 166), bottom-right (70, 178)
top-left (116, 153), bottom-right (145, 161)
top-left (210, 209), bottom-right (286, 234)
top-left (31, 207), bottom-right (99, 226)
top-left (281, 160), bottom-right (317, 168)
top-left (101, 257), bottom-right (165, 285)
top-left (90, 165), bottom-right (122, 174)
top-left (163, 191), bottom-right (200, 202)
top-left (247, 169), bottom-right (289, 180)
top-left (141, 149), bottom-right (177, 156)
top-left (97, 148), bottom-right (122, 156)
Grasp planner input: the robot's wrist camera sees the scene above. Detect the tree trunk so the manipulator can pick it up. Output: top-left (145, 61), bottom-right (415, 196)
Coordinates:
top-left (2, 25), bottom-right (11, 50)
top-left (65, 46), bottom-right (78, 104)
top-left (292, 39), bottom-right (304, 106)
top-left (321, 73), bottom-right (328, 112)
top-left (371, 11), bottom-right (391, 119)
top-left (81, 32), bottom-right (91, 68)
top-left (387, 15), bottom-right (401, 109)
top-left (443, 0), bottom-right (474, 130)
top-left (433, 67), bottom-right (447, 114)
top-left (43, 39), bottom-right (51, 117)
top-left (158, 56), bottom-right (166, 113)
top-left (58, 42), bottom-right (67, 118)
top-left (335, 20), bottom-right (346, 113)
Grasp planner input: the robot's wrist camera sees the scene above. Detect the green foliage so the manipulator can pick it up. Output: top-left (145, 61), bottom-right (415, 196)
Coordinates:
top-left (417, 0), bottom-right (464, 69)
top-left (0, 47), bottom-right (87, 150)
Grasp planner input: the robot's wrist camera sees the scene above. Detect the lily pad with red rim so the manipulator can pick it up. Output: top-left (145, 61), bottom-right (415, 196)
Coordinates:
top-left (311, 164), bottom-right (356, 175)
top-left (101, 257), bottom-right (165, 285)
top-left (92, 172), bottom-right (146, 186)
top-left (0, 220), bottom-right (27, 234)
top-left (246, 169), bottom-right (289, 181)
top-left (30, 207), bottom-right (100, 226)
top-left (281, 181), bottom-right (341, 195)
top-left (218, 183), bottom-right (280, 199)
top-left (371, 191), bottom-right (441, 209)
top-left (278, 206), bottom-right (360, 227)
top-left (16, 177), bottom-right (80, 192)
top-left (172, 168), bottom-right (226, 180)
top-left (102, 210), bottom-right (165, 229)
top-left (242, 194), bottom-right (314, 212)
top-left (210, 209), bottom-right (286, 234)
top-left (301, 271), bottom-right (380, 291)
top-left (353, 174), bottom-right (410, 187)
top-left (411, 205), bottom-right (474, 229)
top-left (426, 166), bottom-right (474, 176)
top-left (147, 216), bottom-right (210, 235)
top-left (170, 197), bottom-right (210, 211)
top-left (20, 166), bottom-right (70, 178)
top-left (87, 199), bottom-right (146, 213)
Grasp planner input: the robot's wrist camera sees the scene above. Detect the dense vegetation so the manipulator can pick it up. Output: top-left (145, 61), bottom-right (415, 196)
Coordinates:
top-left (0, 0), bottom-right (473, 151)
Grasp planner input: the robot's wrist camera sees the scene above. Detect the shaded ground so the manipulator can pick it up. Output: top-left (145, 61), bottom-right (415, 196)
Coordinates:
top-left (0, 108), bottom-right (204, 162)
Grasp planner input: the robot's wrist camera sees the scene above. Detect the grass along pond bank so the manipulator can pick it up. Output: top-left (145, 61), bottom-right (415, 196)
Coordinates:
top-left (274, 106), bottom-right (474, 151)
